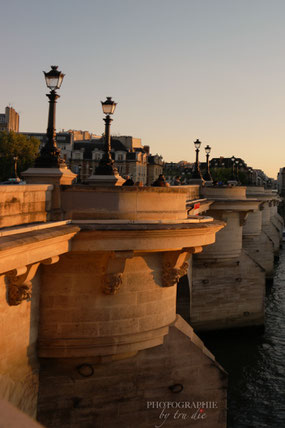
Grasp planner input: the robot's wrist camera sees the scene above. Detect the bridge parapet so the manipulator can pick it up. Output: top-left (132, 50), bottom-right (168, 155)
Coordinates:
top-left (0, 184), bottom-right (53, 228)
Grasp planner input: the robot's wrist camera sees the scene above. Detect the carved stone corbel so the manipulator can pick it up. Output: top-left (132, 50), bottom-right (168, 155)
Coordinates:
top-left (239, 212), bottom-right (250, 226)
top-left (6, 263), bottom-right (40, 306)
top-left (102, 251), bottom-right (134, 295)
top-left (162, 249), bottom-right (196, 288)
top-left (5, 256), bottom-right (60, 306)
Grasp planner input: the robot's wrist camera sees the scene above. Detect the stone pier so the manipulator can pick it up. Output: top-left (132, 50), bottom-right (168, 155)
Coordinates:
top-left (247, 188), bottom-right (282, 257)
top-left (189, 186), bottom-right (265, 331)
top-left (243, 187), bottom-right (283, 278)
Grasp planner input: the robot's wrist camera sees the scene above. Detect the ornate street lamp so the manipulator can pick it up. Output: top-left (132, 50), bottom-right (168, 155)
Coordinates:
top-left (192, 139), bottom-right (203, 179)
top-left (35, 65), bottom-right (65, 168)
top-left (204, 144), bottom-right (212, 181)
top-left (95, 97), bottom-right (118, 175)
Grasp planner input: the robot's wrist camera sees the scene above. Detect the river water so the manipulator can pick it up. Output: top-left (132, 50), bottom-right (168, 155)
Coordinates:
top-left (200, 249), bottom-right (285, 428)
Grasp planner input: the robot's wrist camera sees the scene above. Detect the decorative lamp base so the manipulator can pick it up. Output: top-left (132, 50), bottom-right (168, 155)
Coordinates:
top-left (87, 173), bottom-right (125, 186)
top-left (22, 167), bottom-right (77, 185)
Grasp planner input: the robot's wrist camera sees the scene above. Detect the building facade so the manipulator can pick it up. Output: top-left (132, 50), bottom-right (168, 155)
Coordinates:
top-left (68, 136), bottom-right (163, 184)
top-left (22, 131), bottom-right (164, 185)
top-left (0, 107), bottom-right (19, 132)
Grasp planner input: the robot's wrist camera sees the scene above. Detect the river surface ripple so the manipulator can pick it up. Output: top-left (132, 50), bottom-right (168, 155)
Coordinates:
top-left (201, 248), bottom-right (285, 428)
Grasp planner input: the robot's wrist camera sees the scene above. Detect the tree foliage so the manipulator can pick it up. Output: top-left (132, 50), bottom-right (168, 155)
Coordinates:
top-left (0, 131), bottom-right (40, 181)
top-left (210, 167), bottom-right (249, 185)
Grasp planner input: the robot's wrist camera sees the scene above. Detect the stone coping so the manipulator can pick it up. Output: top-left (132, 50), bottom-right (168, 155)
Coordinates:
top-left (0, 225), bottom-right (80, 253)
top-left (0, 184), bottom-right (53, 192)
top-left (246, 194), bottom-right (280, 201)
top-left (186, 198), bottom-right (208, 203)
top-left (62, 184), bottom-right (190, 193)
top-left (0, 220), bottom-right (71, 237)
top-left (72, 215), bottom-right (213, 225)
top-left (0, 217), bottom-right (219, 240)
top-left (73, 219), bottom-right (224, 231)
top-left (206, 198), bottom-right (259, 202)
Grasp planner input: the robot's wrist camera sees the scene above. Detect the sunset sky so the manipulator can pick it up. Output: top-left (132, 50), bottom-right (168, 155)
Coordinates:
top-left (1, 0), bottom-right (284, 177)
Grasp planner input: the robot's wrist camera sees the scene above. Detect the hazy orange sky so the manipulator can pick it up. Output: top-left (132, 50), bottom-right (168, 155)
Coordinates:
top-left (1, 0), bottom-right (284, 178)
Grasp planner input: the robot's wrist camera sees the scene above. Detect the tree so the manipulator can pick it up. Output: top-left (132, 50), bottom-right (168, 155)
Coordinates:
top-left (0, 131), bottom-right (40, 181)
top-left (211, 167), bottom-right (249, 185)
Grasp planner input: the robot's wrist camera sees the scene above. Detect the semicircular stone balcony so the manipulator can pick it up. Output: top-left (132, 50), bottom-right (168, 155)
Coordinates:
top-left (38, 186), bottom-right (224, 358)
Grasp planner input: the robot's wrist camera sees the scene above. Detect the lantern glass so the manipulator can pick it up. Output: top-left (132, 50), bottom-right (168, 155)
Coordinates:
top-left (231, 156), bottom-right (235, 163)
top-left (101, 97), bottom-right (117, 115)
top-left (194, 139), bottom-right (201, 149)
top-left (44, 66), bottom-right (65, 90)
top-left (205, 145), bottom-right (211, 155)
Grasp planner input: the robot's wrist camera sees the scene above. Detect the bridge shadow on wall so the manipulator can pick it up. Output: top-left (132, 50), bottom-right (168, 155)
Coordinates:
top-left (176, 274), bottom-right (191, 324)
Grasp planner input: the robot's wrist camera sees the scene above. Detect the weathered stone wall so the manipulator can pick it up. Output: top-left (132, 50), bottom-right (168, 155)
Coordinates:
top-left (260, 201), bottom-right (281, 256)
top-left (0, 271), bottom-right (40, 418)
top-left (242, 210), bottom-right (274, 277)
top-left (38, 252), bottom-right (177, 358)
top-left (0, 185), bottom-right (53, 228)
top-left (190, 250), bottom-right (265, 331)
top-left (37, 316), bottom-right (227, 428)
top-left (243, 232), bottom-right (274, 278)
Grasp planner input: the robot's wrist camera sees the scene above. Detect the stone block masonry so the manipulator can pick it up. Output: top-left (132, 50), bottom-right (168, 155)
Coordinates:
top-left (0, 272), bottom-right (40, 418)
top-left (0, 185), bottom-right (53, 228)
top-left (190, 251), bottom-right (265, 331)
top-left (37, 316), bottom-right (227, 428)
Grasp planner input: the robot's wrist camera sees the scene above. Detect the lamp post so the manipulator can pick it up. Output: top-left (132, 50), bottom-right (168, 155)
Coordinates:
top-left (35, 65), bottom-right (65, 168)
top-left (13, 156), bottom-right (19, 180)
top-left (231, 156), bottom-right (236, 180)
top-left (204, 145), bottom-right (212, 181)
top-left (235, 159), bottom-right (240, 181)
top-left (248, 167), bottom-right (253, 185)
top-left (95, 97), bottom-right (118, 175)
top-left (192, 139), bottom-right (203, 179)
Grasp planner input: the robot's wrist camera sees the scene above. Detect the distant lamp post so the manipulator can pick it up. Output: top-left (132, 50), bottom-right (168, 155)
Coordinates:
top-left (231, 156), bottom-right (236, 180)
top-left (13, 156), bottom-right (19, 180)
top-left (192, 139), bottom-right (203, 179)
top-left (95, 97), bottom-right (118, 175)
top-left (235, 159), bottom-right (240, 181)
top-left (247, 167), bottom-right (253, 185)
top-left (35, 65), bottom-right (65, 168)
top-left (204, 144), bottom-right (212, 181)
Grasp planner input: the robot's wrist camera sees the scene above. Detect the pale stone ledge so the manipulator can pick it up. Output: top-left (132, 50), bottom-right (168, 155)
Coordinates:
top-left (0, 220), bottom-right (72, 237)
top-left (0, 399), bottom-right (44, 428)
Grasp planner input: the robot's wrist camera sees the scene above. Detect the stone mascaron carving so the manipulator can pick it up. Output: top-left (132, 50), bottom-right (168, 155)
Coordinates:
top-left (162, 261), bottom-right (189, 287)
top-left (162, 248), bottom-right (202, 288)
top-left (103, 273), bottom-right (123, 295)
top-left (102, 251), bottom-right (134, 295)
top-left (6, 264), bottom-right (39, 306)
top-left (5, 257), bottom-right (59, 306)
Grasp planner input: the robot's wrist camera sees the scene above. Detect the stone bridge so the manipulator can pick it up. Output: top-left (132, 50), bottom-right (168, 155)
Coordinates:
top-left (0, 181), bottom-right (282, 427)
